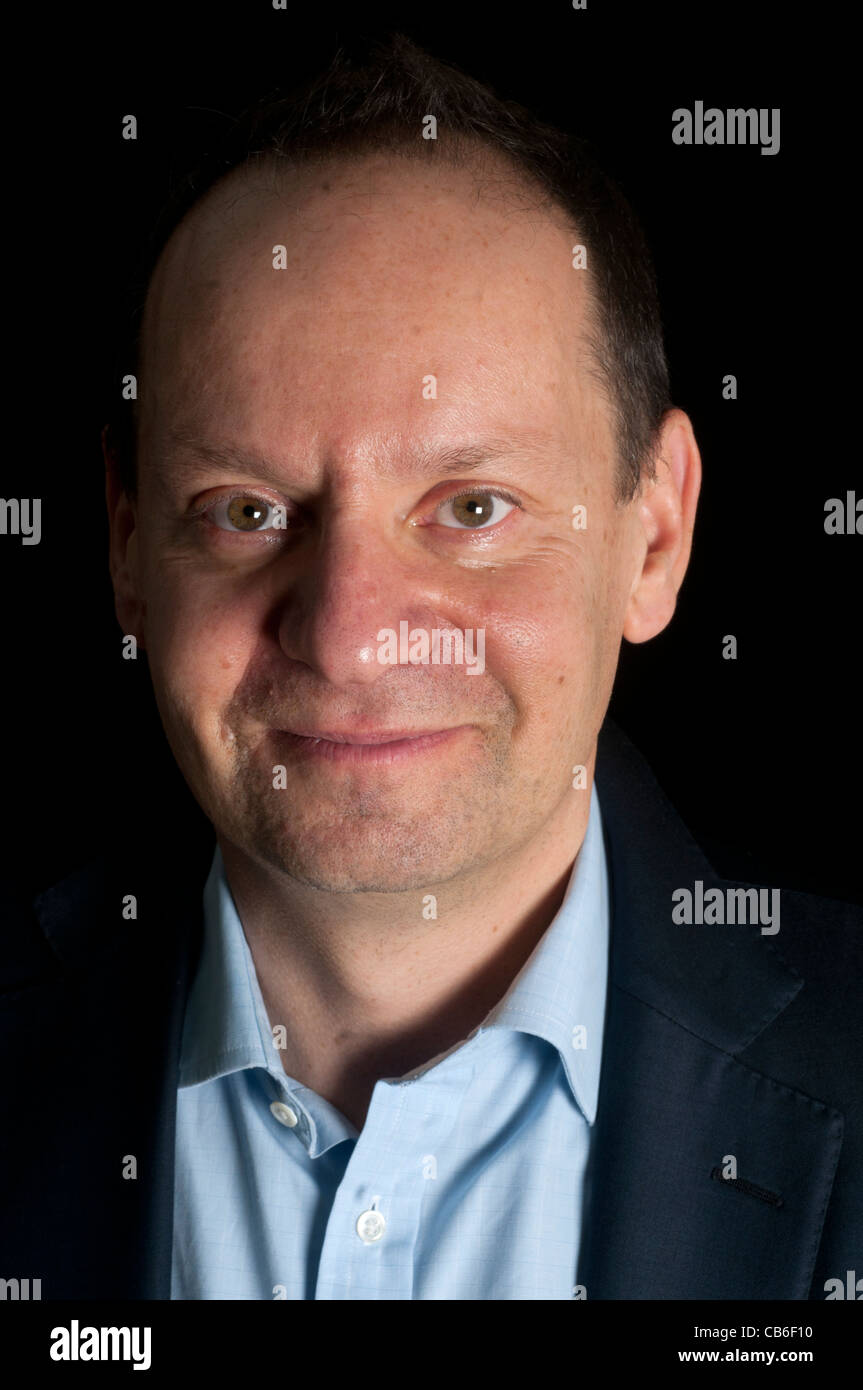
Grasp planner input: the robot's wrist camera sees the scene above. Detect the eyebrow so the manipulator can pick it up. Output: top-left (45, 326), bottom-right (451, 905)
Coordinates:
top-left (156, 428), bottom-right (564, 489)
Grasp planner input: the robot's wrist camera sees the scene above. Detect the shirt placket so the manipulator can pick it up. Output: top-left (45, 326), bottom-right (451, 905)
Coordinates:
top-left (314, 1054), bottom-right (475, 1300)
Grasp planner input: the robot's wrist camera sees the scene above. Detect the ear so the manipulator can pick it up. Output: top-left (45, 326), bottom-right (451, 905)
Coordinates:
top-left (623, 408), bottom-right (701, 644)
top-left (103, 424), bottom-right (147, 650)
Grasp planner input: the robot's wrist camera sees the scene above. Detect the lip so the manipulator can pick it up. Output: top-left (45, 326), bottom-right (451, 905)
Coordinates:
top-left (285, 728), bottom-right (454, 745)
top-left (274, 725), bottom-right (471, 764)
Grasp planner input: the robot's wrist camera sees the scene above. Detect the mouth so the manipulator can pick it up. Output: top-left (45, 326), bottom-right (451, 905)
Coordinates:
top-left (273, 725), bottom-right (472, 764)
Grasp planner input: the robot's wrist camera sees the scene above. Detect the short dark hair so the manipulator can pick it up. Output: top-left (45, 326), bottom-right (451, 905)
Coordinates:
top-left (111, 31), bottom-right (673, 502)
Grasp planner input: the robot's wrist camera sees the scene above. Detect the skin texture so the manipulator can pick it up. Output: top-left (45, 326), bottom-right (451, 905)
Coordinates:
top-left (106, 153), bottom-right (701, 1129)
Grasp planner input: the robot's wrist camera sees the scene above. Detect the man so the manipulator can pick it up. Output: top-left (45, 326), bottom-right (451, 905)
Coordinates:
top-left (2, 35), bottom-right (860, 1301)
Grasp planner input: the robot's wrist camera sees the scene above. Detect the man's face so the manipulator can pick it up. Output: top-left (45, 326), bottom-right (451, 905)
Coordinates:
top-left (118, 155), bottom-right (651, 893)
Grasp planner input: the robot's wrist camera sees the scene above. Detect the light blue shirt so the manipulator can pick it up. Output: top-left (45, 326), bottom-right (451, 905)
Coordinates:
top-left (171, 784), bottom-right (610, 1300)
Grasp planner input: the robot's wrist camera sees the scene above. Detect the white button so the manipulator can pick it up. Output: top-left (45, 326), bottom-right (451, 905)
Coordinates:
top-left (270, 1101), bottom-right (298, 1128)
top-left (356, 1208), bottom-right (386, 1243)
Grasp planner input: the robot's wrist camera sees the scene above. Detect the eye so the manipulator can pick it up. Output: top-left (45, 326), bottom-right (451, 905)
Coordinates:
top-left (435, 489), bottom-right (518, 529)
top-left (207, 493), bottom-right (284, 532)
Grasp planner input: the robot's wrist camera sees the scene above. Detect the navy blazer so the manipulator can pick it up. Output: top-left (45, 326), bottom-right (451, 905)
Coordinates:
top-left (2, 720), bottom-right (860, 1299)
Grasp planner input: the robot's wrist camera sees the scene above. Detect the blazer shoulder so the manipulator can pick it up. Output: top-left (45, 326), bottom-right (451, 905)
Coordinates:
top-left (0, 857), bottom-right (107, 992)
top-left (765, 885), bottom-right (863, 1024)
top-left (740, 883), bottom-right (862, 1124)
top-left (0, 886), bottom-right (59, 993)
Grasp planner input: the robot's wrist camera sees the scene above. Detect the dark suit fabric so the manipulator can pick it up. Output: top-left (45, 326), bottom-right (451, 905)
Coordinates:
top-left (2, 721), bottom-right (860, 1299)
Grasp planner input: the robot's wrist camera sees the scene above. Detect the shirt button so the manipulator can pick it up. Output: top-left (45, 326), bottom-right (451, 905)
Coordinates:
top-left (270, 1101), bottom-right (299, 1128)
top-left (356, 1209), bottom-right (386, 1243)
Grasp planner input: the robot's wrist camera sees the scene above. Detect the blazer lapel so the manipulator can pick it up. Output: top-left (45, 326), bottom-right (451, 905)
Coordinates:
top-left (580, 722), bottom-right (844, 1298)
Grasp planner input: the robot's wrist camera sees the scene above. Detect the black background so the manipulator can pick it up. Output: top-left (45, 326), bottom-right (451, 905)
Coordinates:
top-left (3, 1), bottom-right (859, 902)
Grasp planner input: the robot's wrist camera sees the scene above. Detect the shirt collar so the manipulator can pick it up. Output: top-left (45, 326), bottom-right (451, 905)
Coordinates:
top-left (180, 784), bottom-right (610, 1125)
top-left (178, 853), bottom-right (274, 1089)
top-left (478, 781), bottom-right (609, 1123)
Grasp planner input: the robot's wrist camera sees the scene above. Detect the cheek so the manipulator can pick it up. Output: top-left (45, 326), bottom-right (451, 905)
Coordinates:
top-left (145, 575), bottom-right (261, 723)
top-left (477, 566), bottom-right (596, 711)
top-left (475, 529), bottom-right (629, 742)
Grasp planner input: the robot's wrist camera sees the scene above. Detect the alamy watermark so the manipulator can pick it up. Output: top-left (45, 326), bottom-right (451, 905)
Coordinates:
top-left (1, 1276), bottom-right (41, 1299)
top-left (0, 498), bottom-right (41, 545)
top-left (50, 1321), bottom-right (151, 1370)
top-left (672, 102), bottom-right (780, 156)
top-left (672, 880), bottom-right (780, 935)
top-left (377, 622), bottom-right (485, 675)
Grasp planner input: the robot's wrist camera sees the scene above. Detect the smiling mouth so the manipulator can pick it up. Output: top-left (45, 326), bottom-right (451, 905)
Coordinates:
top-left (274, 726), bottom-right (471, 763)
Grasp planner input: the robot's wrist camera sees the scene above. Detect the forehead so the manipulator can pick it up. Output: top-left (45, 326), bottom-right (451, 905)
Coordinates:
top-left (138, 154), bottom-right (606, 469)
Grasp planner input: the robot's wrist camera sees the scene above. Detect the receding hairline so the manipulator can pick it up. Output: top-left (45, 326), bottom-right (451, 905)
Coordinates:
top-left (137, 139), bottom-right (605, 410)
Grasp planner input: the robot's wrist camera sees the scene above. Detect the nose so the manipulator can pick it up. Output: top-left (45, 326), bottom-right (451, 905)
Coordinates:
top-left (276, 505), bottom-right (428, 686)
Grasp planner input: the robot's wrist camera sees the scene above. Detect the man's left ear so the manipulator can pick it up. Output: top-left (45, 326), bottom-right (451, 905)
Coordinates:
top-left (622, 408), bottom-right (702, 644)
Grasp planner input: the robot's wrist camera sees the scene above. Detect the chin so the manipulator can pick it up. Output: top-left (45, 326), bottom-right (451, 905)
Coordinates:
top-left (256, 849), bottom-right (453, 895)
top-left (231, 813), bottom-right (471, 894)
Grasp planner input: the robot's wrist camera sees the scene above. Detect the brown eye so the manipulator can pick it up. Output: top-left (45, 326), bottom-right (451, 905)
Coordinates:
top-left (207, 495), bottom-right (281, 532)
top-left (227, 497), bottom-right (269, 530)
top-left (437, 491), bottom-right (516, 529)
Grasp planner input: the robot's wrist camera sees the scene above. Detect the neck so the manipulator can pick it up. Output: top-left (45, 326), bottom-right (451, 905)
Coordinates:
top-left (218, 777), bottom-right (593, 1128)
